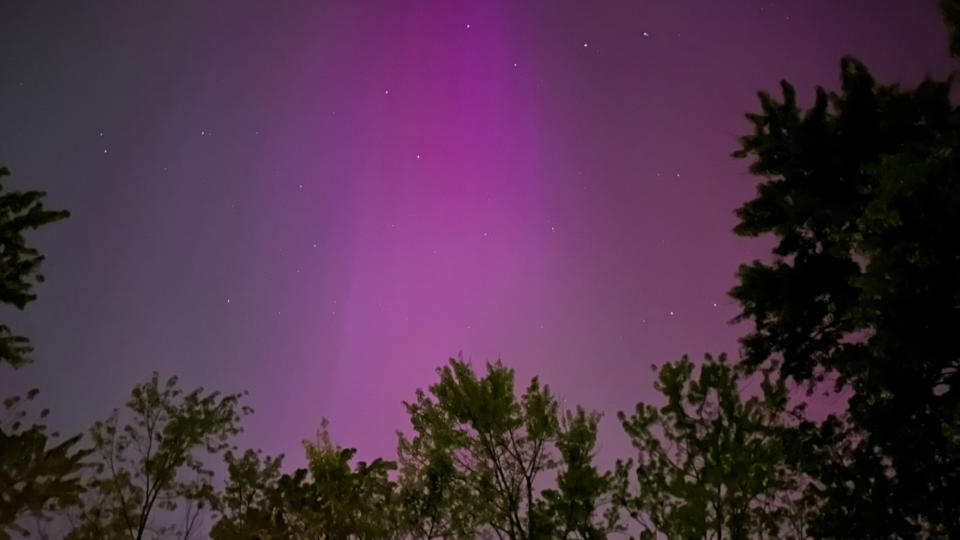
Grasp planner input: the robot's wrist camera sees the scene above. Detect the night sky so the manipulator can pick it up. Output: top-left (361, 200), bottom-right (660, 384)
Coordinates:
top-left (0, 1), bottom-right (954, 469)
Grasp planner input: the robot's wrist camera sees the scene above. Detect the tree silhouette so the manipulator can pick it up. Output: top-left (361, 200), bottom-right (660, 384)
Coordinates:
top-left (284, 420), bottom-right (398, 538)
top-left (0, 390), bottom-right (87, 539)
top-left (398, 357), bottom-right (620, 539)
top-left (209, 449), bottom-right (287, 540)
top-left (213, 419), bottom-right (399, 540)
top-left (615, 354), bottom-right (807, 540)
top-left (0, 166), bottom-right (69, 369)
top-left (730, 56), bottom-right (960, 536)
top-left (0, 165), bottom-right (84, 539)
top-left (67, 374), bottom-right (252, 540)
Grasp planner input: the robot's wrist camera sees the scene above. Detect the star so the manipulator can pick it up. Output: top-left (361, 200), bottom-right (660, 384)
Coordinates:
top-left (201, 130), bottom-right (206, 136)
top-left (583, 42), bottom-right (589, 48)
top-left (226, 298), bottom-right (231, 304)
top-left (669, 311), bottom-right (675, 316)
top-left (416, 153), bottom-right (421, 159)
top-left (384, 89), bottom-right (390, 95)
top-left (466, 23), bottom-right (471, 29)
top-left (103, 149), bottom-right (108, 154)
top-left (642, 32), bottom-right (650, 37)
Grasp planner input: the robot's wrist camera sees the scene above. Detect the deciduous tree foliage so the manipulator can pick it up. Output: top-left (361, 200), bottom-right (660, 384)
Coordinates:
top-left (395, 420), bottom-right (475, 539)
top-left (67, 374), bottom-right (252, 540)
top-left (283, 420), bottom-right (398, 539)
top-left (0, 166), bottom-right (69, 369)
top-left (615, 354), bottom-right (806, 540)
top-left (0, 390), bottom-right (88, 540)
top-left (212, 419), bottom-right (399, 540)
top-left (209, 449), bottom-right (286, 540)
top-left (11, 4), bottom-right (960, 536)
top-left (0, 165), bottom-right (84, 539)
top-left (540, 407), bottom-right (620, 540)
top-left (398, 357), bottom-right (620, 540)
top-left (731, 56), bottom-right (960, 536)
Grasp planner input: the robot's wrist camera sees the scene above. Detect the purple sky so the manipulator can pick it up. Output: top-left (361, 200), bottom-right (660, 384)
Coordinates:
top-left (0, 0), bottom-right (954, 469)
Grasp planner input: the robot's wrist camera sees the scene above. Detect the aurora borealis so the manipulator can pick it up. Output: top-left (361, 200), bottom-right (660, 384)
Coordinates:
top-left (0, 0), bottom-right (954, 468)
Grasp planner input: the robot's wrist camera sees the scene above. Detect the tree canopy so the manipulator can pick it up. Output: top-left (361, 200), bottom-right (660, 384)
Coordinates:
top-left (731, 56), bottom-right (960, 536)
top-left (0, 165), bottom-right (83, 539)
top-left (397, 357), bottom-right (620, 539)
top-left (615, 354), bottom-right (808, 540)
top-left (0, 166), bottom-right (69, 369)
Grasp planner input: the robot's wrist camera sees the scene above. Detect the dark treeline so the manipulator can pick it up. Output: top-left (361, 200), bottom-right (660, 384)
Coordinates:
top-left (3, 2), bottom-right (960, 538)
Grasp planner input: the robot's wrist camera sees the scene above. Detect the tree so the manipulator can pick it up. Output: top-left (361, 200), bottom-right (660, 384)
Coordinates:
top-left (67, 373), bottom-right (252, 540)
top-left (0, 166), bottom-right (69, 369)
top-left (940, 0), bottom-right (960, 57)
top-left (209, 449), bottom-right (287, 540)
top-left (213, 419), bottom-right (399, 540)
top-left (541, 408), bottom-right (621, 540)
top-left (0, 165), bottom-right (84, 538)
top-left (0, 389), bottom-right (88, 539)
top-left (397, 357), bottom-right (619, 539)
top-left (730, 55), bottom-right (960, 536)
top-left (615, 354), bottom-right (805, 540)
